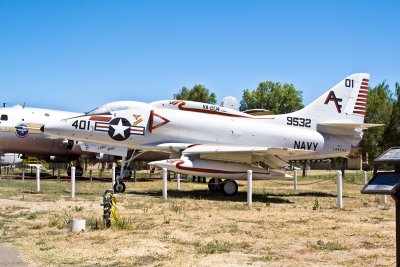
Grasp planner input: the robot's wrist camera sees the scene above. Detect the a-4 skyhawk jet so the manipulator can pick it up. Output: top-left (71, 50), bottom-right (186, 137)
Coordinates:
top-left (40, 73), bottom-right (381, 195)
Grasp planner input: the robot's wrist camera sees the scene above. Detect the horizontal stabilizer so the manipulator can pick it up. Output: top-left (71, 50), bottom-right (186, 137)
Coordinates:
top-left (318, 122), bottom-right (384, 129)
top-left (317, 121), bottom-right (384, 136)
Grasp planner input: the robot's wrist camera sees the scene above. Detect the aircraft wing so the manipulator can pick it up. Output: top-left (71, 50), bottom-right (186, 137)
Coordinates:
top-left (181, 144), bottom-right (315, 168)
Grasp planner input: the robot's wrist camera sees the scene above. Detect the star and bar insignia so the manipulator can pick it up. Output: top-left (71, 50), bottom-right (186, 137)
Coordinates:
top-left (90, 116), bottom-right (145, 141)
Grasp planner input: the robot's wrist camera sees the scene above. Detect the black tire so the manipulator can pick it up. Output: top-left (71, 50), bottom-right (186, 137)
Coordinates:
top-left (222, 180), bottom-right (238, 196)
top-left (113, 182), bottom-right (126, 193)
top-left (67, 166), bottom-right (84, 177)
top-left (75, 166), bottom-right (84, 177)
top-left (208, 178), bottom-right (222, 192)
top-left (115, 166), bottom-right (132, 180)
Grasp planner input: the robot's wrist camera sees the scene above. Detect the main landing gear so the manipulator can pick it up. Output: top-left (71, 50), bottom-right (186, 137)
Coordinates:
top-left (113, 151), bottom-right (146, 193)
top-left (67, 165), bottom-right (83, 177)
top-left (208, 178), bottom-right (238, 196)
top-left (115, 166), bottom-right (132, 180)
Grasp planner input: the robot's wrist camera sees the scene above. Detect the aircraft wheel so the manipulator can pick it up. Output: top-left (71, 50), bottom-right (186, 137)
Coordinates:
top-left (222, 180), bottom-right (238, 196)
top-left (208, 178), bottom-right (222, 192)
top-left (67, 166), bottom-right (84, 177)
top-left (75, 166), bottom-right (84, 177)
top-left (113, 182), bottom-right (126, 193)
top-left (115, 166), bottom-right (132, 180)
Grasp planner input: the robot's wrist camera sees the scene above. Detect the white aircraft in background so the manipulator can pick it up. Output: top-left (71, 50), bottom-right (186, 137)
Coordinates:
top-left (41, 73), bottom-right (381, 195)
top-left (0, 153), bottom-right (23, 166)
top-left (0, 104), bottom-right (168, 177)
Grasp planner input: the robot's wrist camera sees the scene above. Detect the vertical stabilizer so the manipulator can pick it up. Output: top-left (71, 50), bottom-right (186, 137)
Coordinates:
top-left (284, 73), bottom-right (370, 126)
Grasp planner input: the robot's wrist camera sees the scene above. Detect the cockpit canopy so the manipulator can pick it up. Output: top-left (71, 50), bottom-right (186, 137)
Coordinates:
top-left (87, 101), bottom-right (152, 114)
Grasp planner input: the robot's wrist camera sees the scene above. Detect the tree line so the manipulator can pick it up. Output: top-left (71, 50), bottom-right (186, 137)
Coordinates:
top-left (175, 81), bottom-right (400, 161)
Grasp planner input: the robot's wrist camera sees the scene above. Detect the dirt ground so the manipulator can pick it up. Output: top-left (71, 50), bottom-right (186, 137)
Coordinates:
top-left (0, 171), bottom-right (396, 266)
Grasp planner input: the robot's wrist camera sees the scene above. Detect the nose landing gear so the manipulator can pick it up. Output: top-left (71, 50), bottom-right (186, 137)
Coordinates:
top-left (113, 182), bottom-right (126, 193)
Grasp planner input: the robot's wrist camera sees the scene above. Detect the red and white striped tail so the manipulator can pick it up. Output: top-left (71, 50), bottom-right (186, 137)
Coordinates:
top-left (353, 78), bottom-right (369, 116)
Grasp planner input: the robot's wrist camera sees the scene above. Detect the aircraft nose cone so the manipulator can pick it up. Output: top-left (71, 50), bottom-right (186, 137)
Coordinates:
top-left (40, 125), bottom-right (44, 132)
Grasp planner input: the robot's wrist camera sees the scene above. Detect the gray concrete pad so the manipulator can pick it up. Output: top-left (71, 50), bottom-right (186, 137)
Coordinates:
top-left (0, 245), bottom-right (28, 267)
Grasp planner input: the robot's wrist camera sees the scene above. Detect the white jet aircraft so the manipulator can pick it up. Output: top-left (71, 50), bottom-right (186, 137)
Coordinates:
top-left (41, 73), bottom-right (381, 195)
top-left (0, 104), bottom-right (166, 177)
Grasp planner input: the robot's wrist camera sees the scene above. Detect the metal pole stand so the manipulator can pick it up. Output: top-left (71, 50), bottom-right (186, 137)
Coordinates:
top-left (393, 192), bottom-right (400, 267)
top-left (337, 171), bottom-right (343, 209)
top-left (162, 168), bottom-right (168, 200)
top-left (247, 170), bottom-right (253, 206)
top-left (36, 166), bottom-right (41, 192)
top-left (71, 166), bottom-right (76, 199)
top-left (176, 173), bottom-right (181, 190)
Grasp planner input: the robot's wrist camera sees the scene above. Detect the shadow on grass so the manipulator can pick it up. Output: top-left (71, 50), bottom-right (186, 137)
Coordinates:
top-left (128, 189), bottom-right (293, 204)
top-left (268, 192), bottom-right (337, 198)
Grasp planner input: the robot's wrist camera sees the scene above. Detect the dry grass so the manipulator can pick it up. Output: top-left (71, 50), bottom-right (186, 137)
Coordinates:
top-left (0, 170), bottom-right (395, 266)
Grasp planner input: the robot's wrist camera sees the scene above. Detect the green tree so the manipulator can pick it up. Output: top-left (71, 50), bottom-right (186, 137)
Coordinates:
top-left (239, 81), bottom-right (303, 114)
top-left (360, 81), bottom-right (393, 159)
top-left (380, 82), bottom-right (400, 148)
top-left (176, 85), bottom-right (217, 104)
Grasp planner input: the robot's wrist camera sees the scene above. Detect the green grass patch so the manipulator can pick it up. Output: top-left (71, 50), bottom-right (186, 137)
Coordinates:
top-left (308, 240), bottom-right (347, 251)
top-left (113, 217), bottom-right (134, 230)
top-left (197, 240), bottom-right (231, 254)
top-left (250, 255), bottom-right (273, 262)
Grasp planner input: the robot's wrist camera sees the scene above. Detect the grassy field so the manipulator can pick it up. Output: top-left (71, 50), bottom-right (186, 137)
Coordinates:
top-left (0, 170), bottom-right (396, 266)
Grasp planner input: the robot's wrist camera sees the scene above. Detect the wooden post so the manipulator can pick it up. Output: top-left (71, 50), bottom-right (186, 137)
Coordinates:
top-left (294, 170), bottom-right (298, 191)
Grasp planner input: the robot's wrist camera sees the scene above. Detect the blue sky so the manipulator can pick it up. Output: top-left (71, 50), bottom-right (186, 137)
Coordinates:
top-left (0, 0), bottom-right (399, 112)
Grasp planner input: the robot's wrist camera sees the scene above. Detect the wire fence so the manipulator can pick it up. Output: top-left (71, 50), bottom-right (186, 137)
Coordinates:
top-left (265, 174), bottom-right (337, 186)
top-left (1, 165), bottom-right (372, 189)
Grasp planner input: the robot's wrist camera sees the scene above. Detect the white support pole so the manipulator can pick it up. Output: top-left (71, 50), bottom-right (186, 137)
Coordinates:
top-left (337, 171), bottom-right (343, 209)
top-left (162, 168), bottom-right (168, 200)
top-left (71, 166), bottom-right (76, 199)
top-left (176, 173), bottom-right (181, 190)
top-left (112, 167), bottom-right (116, 187)
top-left (363, 171), bottom-right (368, 185)
top-left (382, 194), bottom-right (388, 204)
top-left (294, 170), bottom-right (298, 191)
top-left (36, 166), bottom-right (41, 192)
top-left (21, 160), bottom-right (25, 181)
top-left (247, 170), bottom-right (253, 206)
